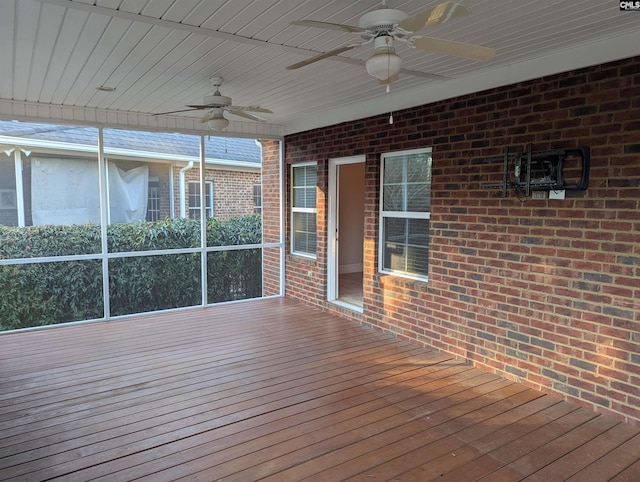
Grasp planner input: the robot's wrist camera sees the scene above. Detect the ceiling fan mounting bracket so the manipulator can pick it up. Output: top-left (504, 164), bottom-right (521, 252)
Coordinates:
top-left (210, 77), bottom-right (224, 88)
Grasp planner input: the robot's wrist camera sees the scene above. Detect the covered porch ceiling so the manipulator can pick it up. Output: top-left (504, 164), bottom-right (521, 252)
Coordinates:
top-left (1, 0), bottom-right (639, 137)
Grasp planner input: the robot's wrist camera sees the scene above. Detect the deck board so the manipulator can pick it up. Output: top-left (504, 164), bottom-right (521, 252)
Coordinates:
top-left (1, 297), bottom-right (639, 481)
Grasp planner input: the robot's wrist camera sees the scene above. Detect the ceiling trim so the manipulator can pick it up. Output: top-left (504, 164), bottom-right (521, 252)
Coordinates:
top-left (0, 99), bottom-right (285, 139)
top-left (283, 28), bottom-right (640, 136)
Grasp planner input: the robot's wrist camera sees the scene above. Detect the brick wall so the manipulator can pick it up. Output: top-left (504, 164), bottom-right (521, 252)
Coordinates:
top-left (175, 166), bottom-right (260, 220)
top-left (260, 139), bottom-right (282, 297)
top-left (284, 56), bottom-right (640, 423)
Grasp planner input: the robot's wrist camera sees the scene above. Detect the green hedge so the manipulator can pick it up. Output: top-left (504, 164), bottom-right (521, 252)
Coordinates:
top-left (0, 215), bottom-right (263, 331)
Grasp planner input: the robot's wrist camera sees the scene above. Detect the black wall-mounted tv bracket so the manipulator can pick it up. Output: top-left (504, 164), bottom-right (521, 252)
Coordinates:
top-left (481, 144), bottom-right (590, 197)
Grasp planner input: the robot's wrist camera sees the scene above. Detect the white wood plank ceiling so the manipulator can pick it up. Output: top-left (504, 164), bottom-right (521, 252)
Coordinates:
top-left (1, 0), bottom-right (639, 137)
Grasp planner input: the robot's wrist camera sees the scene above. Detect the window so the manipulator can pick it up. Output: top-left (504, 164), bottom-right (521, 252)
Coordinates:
top-left (188, 180), bottom-right (214, 219)
top-left (291, 163), bottom-right (317, 257)
top-left (379, 148), bottom-right (432, 280)
top-left (146, 178), bottom-right (160, 221)
top-left (253, 184), bottom-right (262, 214)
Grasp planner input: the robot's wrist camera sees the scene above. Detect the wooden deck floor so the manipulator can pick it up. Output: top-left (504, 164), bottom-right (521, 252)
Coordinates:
top-left (1, 298), bottom-right (640, 481)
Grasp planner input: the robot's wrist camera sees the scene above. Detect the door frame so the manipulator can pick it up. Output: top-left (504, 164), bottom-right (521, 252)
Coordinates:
top-left (327, 155), bottom-right (365, 310)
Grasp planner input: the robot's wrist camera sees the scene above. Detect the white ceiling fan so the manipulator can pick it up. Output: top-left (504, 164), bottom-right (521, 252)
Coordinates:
top-left (155, 77), bottom-right (273, 130)
top-left (287, 1), bottom-right (496, 86)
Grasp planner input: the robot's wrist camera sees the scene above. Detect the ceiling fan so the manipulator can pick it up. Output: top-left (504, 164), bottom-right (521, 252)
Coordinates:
top-left (287, 1), bottom-right (495, 86)
top-left (155, 77), bottom-right (273, 130)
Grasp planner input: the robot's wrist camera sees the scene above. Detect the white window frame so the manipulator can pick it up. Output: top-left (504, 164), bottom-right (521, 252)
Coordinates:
top-left (291, 162), bottom-right (317, 258)
top-left (379, 147), bottom-right (432, 281)
top-left (146, 177), bottom-right (160, 221)
top-left (188, 180), bottom-right (214, 219)
top-left (253, 183), bottom-right (262, 214)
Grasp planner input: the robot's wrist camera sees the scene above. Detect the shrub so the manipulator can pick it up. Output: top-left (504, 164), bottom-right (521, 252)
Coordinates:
top-left (0, 215), bottom-right (263, 331)
top-left (0, 260), bottom-right (103, 331)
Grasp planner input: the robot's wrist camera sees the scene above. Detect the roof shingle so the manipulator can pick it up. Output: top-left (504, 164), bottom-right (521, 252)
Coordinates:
top-left (0, 120), bottom-right (261, 163)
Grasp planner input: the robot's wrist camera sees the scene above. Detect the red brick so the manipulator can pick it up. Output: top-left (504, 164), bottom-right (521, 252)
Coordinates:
top-left (283, 56), bottom-right (640, 424)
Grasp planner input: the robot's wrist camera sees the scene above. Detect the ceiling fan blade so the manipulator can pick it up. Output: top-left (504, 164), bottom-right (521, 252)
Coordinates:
top-left (291, 20), bottom-right (365, 33)
top-left (398, 1), bottom-right (470, 32)
top-left (231, 105), bottom-right (274, 114)
top-left (227, 109), bottom-right (266, 122)
top-left (153, 107), bottom-right (201, 116)
top-left (200, 111), bottom-right (215, 123)
top-left (286, 45), bottom-right (357, 70)
top-left (412, 36), bottom-right (495, 62)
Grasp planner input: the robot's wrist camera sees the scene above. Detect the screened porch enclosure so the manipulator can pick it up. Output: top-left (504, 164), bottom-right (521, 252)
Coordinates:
top-left (0, 121), bottom-right (283, 331)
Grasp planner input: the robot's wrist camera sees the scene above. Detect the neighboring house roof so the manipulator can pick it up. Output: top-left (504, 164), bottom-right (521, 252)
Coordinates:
top-left (0, 120), bottom-right (261, 163)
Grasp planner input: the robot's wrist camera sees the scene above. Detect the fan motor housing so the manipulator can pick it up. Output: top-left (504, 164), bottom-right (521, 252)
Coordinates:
top-left (359, 8), bottom-right (408, 32)
top-left (203, 94), bottom-right (232, 107)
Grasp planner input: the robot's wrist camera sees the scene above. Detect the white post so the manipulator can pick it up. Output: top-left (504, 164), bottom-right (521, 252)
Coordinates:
top-left (179, 161), bottom-right (194, 218)
top-left (13, 149), bottom-right (25, 227)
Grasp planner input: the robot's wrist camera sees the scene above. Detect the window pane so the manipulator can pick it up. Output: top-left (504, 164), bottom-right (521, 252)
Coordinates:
top-left (382, 151), bottom-right (432, 213)
top-left (383, 217), bottom-right (429, 277)
top-left (383, 217), bottom-right (407, 273)
top-left (383, 156), bottom-right (404, 183)
top-left (296, 187), bottom-right (316, 208)
top-left (253, 184), bottom-right (262, 213)
top-left (188, 181), bottom-right (202, 219)
top-left (384, 217), bottom-right (407, 246)
top-left (306, 166), bottom-right (317, 187)
top-left (146, 180), bottom-right (160, 221)
top-left (407, 153), bottom-right (431, 183)
top-left (406, 183), bottom-right (431, 211)
top-left (293, 165), bottom-right (316, 186)
top-left (293, 186), bottom-right (316, 208)
top-left (293, 212), bottom-right (316, 254)
top-left (408, 218), bottom-right (430, 247)
top-left (383, 184), bottom-right (404, 211)
top-left (406, 243), bottom-right (429, 276)
top-left (384, 241), bottom-right (406, 272)
top-left (292, 165), bottom-right (317, 208)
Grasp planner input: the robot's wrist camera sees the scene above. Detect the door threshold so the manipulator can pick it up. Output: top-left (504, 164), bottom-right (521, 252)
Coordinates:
top-left (331, 299), bottom-right (364, 313)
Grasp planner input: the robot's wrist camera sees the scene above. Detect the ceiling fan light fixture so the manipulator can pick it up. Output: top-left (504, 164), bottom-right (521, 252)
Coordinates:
top-left (365, 36), bottom-right (402, 82)
top-left (207, 110), bottom-right (229, 131)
